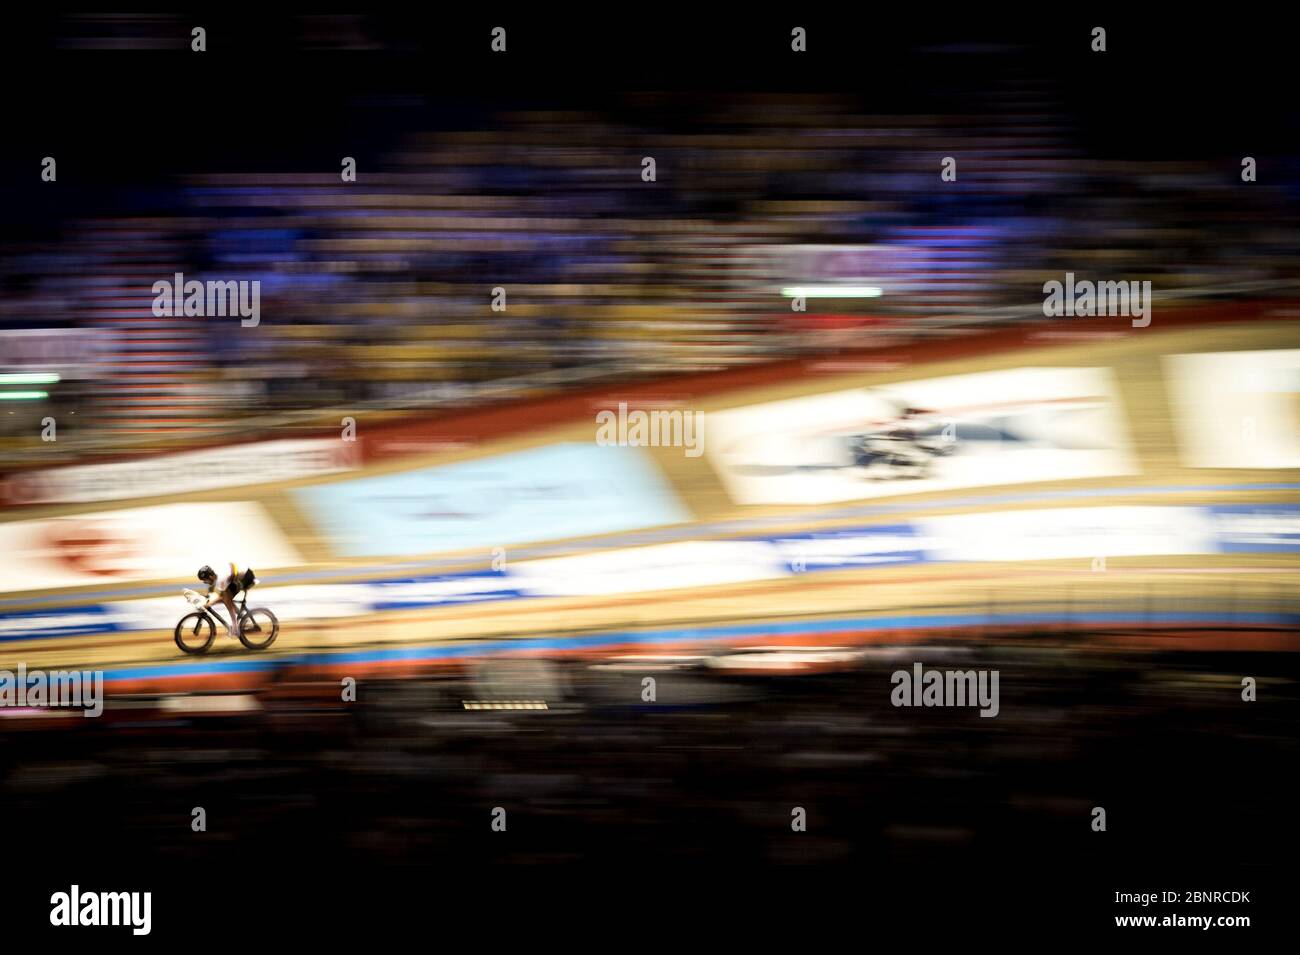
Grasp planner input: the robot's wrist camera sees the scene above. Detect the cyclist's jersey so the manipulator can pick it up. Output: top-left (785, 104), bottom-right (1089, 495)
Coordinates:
top-left (209, 562), bottom-right (242, 596)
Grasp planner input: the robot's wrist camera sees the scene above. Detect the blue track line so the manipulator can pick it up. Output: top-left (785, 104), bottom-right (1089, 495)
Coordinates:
top-left (100, 608), bottom-right (1300, 683)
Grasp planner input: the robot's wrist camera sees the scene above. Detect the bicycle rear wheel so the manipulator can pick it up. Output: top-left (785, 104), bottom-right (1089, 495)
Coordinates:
top-left (175, 612), bottom-right (216, 654)
top-left (238, 608), bottom-right (279, 650)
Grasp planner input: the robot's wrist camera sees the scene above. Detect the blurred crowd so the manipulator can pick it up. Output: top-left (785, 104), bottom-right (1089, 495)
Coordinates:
top-left (3, 92), bottom-right (1298, 453)
top-left (5, 643), bottom-right (1296, 867)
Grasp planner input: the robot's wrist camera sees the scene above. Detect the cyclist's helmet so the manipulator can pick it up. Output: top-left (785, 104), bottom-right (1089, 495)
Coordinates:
top-left (197, 565), bottom-right (215, 583)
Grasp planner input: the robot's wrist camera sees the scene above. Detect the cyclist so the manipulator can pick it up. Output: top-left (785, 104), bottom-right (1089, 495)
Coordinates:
top-left (197, 562), bottom-right (252, 640)
top-left (849, 407), bottom-right (939, 477)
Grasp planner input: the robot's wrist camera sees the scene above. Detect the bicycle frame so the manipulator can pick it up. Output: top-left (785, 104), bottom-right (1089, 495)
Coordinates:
top-left (202, 592), bottom-right (248, 630)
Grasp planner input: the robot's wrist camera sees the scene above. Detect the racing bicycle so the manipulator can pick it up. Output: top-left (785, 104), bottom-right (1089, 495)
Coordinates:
top-left (174, 582), bottom-right (279, 654)
top-left (849, 431), bottom-right (955, 480)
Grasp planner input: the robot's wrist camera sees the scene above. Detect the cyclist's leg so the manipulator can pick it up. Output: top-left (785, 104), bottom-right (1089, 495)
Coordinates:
top-left (219, 593), bottom-right (241, 637)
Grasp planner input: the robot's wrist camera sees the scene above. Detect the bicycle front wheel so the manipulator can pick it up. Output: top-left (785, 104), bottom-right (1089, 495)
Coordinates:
top-left (175, 612), bottom-right (216, 654)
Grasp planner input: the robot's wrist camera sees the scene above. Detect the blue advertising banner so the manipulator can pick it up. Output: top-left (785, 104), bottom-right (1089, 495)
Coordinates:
top-left (1208, 504), bottom-right (1300, 553)
top-left (293, 442), bottom-right (691, 558)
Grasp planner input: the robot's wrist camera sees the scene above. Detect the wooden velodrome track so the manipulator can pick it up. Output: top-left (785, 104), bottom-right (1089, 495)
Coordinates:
top-left (2, 317), bottom-right (1298, 686)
